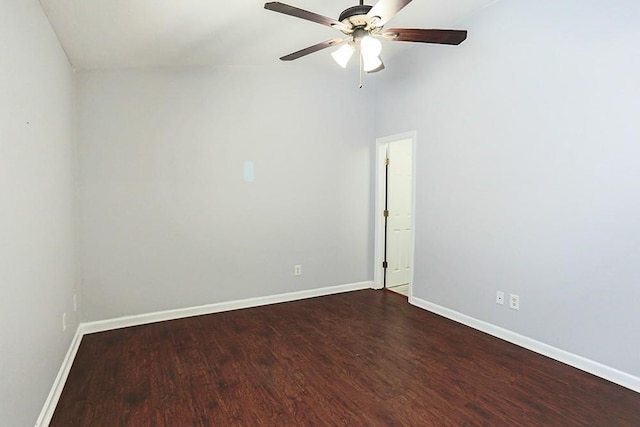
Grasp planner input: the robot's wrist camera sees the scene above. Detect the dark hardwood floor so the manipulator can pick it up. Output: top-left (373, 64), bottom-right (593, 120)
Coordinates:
top-left (51, 289), bottom-right (640, 426)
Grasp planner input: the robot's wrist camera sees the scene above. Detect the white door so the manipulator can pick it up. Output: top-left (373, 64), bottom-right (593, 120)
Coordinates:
top-left (386, 139), bottom-right (413, 287)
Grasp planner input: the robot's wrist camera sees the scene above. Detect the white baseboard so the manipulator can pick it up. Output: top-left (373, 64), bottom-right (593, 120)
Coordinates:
top-left (35, 327), bottom-right (83, 427)
top-left (410, 295), bottom-right (640, 393)
top-left (81, 281), bottom-right (373, 335)
top-left (36, 281), bottom-right (373, 426)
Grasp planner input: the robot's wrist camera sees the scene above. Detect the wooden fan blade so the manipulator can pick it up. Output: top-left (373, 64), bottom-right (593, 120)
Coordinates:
top-left (367, 0), bottom-right (413, 27)
top-left (382, 28), bottom-right (467, 45)
top-left (280, 38), bottom-right (346, 61)
top-left (265, 2), bottom-right (351, 33)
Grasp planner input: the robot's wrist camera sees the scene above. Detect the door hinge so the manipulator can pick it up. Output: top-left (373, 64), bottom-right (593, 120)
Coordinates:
top-left (382, 261), bottom-right (388, 269)
top-left (383, 209), bottom-right (389, 217)
top-left (385, 157), bottom-right (390, 166)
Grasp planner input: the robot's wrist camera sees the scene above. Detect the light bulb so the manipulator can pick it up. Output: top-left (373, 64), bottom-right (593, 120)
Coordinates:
top-left (331, 44), bottom-right (354, 68)
top-left (360, 36), bottom-right (382, 59)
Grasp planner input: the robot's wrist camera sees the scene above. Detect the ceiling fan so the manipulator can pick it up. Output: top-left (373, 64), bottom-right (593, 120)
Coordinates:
top-left (264, 0), bottom-right (467, 74)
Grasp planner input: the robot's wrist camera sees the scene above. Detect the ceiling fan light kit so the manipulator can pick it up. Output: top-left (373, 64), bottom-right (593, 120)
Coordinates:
top-left (264, 0), bottom-right (467, 80)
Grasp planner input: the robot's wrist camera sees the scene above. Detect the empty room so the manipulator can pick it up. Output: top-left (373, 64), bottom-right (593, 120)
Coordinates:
top-left (2, 0), bottom-right (639, 425)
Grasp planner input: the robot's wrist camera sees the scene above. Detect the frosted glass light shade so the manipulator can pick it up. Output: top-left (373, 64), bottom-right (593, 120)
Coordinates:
top-left (331, 44), bottom-right (354, 68)
top-left (360, 36), bottom-right (382, 59)
top-left (362, 55), bottom-right (383, 72)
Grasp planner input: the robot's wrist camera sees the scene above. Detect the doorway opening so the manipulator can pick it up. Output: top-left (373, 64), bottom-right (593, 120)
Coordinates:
top-left (374, 132), bottom-right (416, 298)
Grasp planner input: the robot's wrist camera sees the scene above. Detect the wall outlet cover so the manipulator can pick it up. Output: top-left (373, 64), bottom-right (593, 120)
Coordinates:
top-left (509, 294), bottom-right (520, 310)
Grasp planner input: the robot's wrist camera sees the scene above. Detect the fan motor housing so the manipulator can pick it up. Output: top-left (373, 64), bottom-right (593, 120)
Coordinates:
top-left (338, 5), bottom-right (373, 28)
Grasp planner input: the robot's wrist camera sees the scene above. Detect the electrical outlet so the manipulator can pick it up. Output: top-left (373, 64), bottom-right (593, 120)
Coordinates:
top-left (509, 294), bottom-right (520, 310)
top-left (294, 265), bottom-right (302, 276)
top-left (496, 291), bottom-right (505, 305)
top-left (62, 313), bottom-right (67, 331)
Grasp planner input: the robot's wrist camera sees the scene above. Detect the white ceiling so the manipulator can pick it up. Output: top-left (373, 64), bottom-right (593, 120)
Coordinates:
top-left (40, 0), bottom-right (494, 71)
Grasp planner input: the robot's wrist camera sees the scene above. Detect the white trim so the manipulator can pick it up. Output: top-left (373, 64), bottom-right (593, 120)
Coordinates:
top-left (410, 295), bottom-right (640, 393)
top-left (81, 281), bottom-right (373, 334)
top-left (35, 327), bottom-right (83, 427)
top-left (373, 131), bottom-right (417, 292)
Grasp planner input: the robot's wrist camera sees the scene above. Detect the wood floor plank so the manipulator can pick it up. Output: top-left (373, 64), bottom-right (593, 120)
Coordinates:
top-left (51, 289), bottom-right (640, 426)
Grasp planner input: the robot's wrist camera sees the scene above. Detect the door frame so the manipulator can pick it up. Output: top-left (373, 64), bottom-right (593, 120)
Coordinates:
top-left (373, 131), bottom-right (417, 293)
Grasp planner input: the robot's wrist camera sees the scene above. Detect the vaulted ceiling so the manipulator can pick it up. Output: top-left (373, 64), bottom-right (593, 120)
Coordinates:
top-left (40, 0), bottom-right (495, 71)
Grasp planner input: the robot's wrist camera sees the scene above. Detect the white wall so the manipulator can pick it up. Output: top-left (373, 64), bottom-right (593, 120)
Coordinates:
top-left (77, 66), bottom-right (375, 321)
top-left (0, 1), bottom-right (77, 425)
top-left (376, 1), bottom-right (640, 377)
